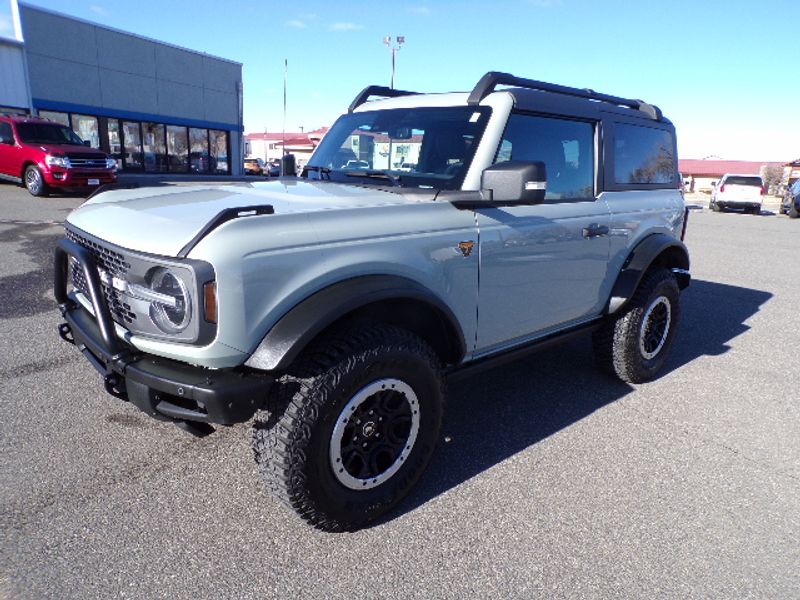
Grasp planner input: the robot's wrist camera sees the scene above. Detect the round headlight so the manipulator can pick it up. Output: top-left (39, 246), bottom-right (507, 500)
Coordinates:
top-left (148, 268), bottom-right (192, 333)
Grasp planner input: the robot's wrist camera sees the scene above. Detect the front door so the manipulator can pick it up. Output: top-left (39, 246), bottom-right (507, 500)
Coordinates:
top-left (474, 112), bottom-right (611, 355)
top-left (0, 122), bottom-right (20, 178)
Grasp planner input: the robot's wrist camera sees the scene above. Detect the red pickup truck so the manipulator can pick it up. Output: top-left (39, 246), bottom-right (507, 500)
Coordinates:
top-left (0, 114), bottom-right (117, 196)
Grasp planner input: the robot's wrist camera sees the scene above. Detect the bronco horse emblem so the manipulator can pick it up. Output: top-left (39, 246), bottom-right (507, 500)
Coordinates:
top-left (458, 241), bottom-right (475, 258)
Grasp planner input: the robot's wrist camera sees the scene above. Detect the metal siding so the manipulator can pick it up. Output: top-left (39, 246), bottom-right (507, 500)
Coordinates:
top-left (202, 87), bottom-right (238, 124)
top-left (26, 52), bottom-right (102, 106)
top-left (154, 44), bottom-right (204, 87)
top-left (20, 6), bottom-right (97, 65)
top-left (156, 79), bottom-right (205, 121)
top-left (202, 56), bottom-right (241, 93)
top-left (100, 69), bottom-right (159, 114)
top-left (95, 27), bottom-right (157, 78)
top-left (20, 5), bottom-right (242, 130)
top-left (0, 43), bottom-right (29, 108)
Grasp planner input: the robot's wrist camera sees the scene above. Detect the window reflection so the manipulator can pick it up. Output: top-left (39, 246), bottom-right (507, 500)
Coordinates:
top-left (38, 110), bottom-right (70, 127)
top-left (209, 129), bottom-right (228, 174)
top-left (142, 122), bottom-right (167, 172)
top-left (72, 114), bottom-right (99, 148)
top-left (122, 121), bottom-right (143, 170)
top-left (167, 125), bottom-right (189, 172)
top-left (107, 120), bottom-right (123, 169)
top-left (189, 128), bottom-right (209, 173)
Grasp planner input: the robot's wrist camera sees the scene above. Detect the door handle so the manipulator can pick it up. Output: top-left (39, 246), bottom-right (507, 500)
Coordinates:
top-left (582, 224), bottom-right (609, 239)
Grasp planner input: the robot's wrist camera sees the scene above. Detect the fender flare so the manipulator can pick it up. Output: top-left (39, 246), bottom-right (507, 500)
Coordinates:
top-left (607, 233), bottom-right (690, 314)
top-left (244, 275), bottom-right (467, 372)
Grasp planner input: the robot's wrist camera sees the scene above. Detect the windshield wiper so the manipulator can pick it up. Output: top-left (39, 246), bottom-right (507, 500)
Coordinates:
top-left (345, 170), bottom-right (402, 186)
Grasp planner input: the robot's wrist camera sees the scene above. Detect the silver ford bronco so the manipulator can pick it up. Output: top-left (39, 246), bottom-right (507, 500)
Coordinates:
top-left (55, 72), bottom-right (690, 531)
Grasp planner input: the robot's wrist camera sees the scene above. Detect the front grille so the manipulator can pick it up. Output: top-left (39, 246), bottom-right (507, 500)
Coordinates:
top-left (66, 229), bottom-right (137, 325)
top-left (66, 155), bottom-right (109, 168)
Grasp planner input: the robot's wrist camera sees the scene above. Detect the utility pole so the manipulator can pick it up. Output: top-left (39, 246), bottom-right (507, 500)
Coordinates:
top-left (383, 35), bottom-right (405, 90)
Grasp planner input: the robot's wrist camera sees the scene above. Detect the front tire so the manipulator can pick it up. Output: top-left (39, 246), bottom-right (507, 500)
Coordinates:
top-left (24, 165), bottom-right (49, 197)
top-left (593, 269), bottom-right (681, 384)
top-left (251, 324), bottom-right (445, 531)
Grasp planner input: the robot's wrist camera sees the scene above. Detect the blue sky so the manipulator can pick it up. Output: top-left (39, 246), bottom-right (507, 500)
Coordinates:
top-left (17, 0), bottom-right (800, 161)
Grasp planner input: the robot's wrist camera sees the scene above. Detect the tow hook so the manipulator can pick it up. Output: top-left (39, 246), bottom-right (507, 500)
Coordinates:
top-left (104, 373), bottom-right (127, 401)
top-left (58, 322), bottom-right (74, 345)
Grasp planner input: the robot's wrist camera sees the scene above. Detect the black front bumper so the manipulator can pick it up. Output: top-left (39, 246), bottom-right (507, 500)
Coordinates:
top-left (55, 239), bottom-right (273, 428)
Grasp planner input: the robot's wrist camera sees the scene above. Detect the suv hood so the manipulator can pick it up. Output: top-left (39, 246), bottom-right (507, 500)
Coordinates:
top-left (30, 143), bottom-right (106, 156)
top-left (67, 180), bottom-right (436, 256)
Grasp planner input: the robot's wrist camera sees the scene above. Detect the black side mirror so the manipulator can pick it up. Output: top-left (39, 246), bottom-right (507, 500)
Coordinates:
top-left (83, 140), bottom-right (91, 146)
top-left (481, 160), bottom-right (547, 204)
top-left (0, 133), bottom-right (13, 145)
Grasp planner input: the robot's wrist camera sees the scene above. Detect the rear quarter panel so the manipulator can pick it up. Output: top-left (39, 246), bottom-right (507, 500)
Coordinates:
top-left (602, 189), bottom-right (686, 296)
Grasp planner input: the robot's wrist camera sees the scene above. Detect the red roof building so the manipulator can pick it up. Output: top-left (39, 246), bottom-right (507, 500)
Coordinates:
top-left (244, 127), bottom-right (330, 172)
top-left (678, 158), bottom-right (788, 193)
top-left (678, 159), bottom-right (782, 178)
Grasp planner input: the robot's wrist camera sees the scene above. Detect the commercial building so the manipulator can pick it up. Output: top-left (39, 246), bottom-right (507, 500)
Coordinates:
top-left (0, 1), bottom-right (243, 175)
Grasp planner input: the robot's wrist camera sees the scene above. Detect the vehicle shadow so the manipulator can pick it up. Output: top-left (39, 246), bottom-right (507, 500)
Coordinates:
top-left (390, 278), bottom-right (773, 522)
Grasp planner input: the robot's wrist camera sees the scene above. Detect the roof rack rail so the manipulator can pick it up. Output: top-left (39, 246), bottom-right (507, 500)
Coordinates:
top-left (348, 86), bottom-right (416, 113)
top-left (467, 71), bottom-right (662, 121)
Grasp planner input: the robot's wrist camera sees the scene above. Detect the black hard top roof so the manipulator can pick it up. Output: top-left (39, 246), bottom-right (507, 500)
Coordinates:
top-left (349, 71), bottom-right (671, 125)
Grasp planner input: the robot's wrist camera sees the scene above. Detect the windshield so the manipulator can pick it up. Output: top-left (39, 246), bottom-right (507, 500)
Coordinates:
top-left (17, 123), bottom-right (85, 146)
top-left (304, 106), bottom-right (492, 190)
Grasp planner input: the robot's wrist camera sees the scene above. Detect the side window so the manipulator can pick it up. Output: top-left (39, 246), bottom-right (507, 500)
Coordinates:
top-left (495, 113), bottom-right (595, 201)
top-left (0, 122), bottom-right (13, 143)
top-left (614, 123), bottom-right (675, 185)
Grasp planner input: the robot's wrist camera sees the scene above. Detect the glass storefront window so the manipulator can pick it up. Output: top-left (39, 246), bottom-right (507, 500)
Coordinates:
top-left (106, 120), bottom-right (123, 170)
top-left (30, 109), bottom-right (231, 175)
top-left (38, 110), bottom-right (70, 127)
top-left (72, 114), bottom-right (100, 148)
top-left (209, 129), bottom-right (229, 174)
top-left (122, 121), bottom-right (143, 170)
top-left (189, 127), bottom-right (210, 173)
top-left (167, 125), bottom-right (189, 172)
top-left (142, 122), bottom-right (167, 172)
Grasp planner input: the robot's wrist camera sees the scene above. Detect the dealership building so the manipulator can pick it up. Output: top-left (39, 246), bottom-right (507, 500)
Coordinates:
top-left (0, 1), bottom-right (243, 174)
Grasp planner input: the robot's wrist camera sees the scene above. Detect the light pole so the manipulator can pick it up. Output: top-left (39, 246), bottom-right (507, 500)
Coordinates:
top-left (383, 35), bottom-right (405, 89)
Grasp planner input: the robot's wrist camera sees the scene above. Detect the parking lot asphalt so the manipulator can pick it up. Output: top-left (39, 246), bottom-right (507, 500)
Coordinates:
top-left (1, 180), bottom-right (798, 599)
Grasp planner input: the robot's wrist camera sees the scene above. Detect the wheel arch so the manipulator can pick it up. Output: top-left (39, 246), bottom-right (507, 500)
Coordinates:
top-left (606, 233), bottom-right (690, 314)
top-left (244, 275), bottom-right (467, 372)
top-left (20, 160), bottom-right (38, 179)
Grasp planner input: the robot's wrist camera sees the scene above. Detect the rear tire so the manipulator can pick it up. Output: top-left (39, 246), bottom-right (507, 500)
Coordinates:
top-left (710, 199), bottom-right (720, 212)
top-left (593, 269), bottom-right (681, 384)
top-left (24, 165), bottom-right (49, 197)
top-left (790, 204), bottom-right (799, 219)
top-left (251, 324), bottom-right (445, 531)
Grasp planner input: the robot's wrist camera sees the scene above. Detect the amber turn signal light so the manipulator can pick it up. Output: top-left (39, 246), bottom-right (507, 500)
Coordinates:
top-left (203, 281), bottom-right (217, 323)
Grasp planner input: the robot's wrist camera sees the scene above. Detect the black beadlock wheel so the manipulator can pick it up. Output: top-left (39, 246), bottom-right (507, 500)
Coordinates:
top-left (593, 268), bottom-right (681, 384)
top-left (251, 324), bottom-right (445, 532)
